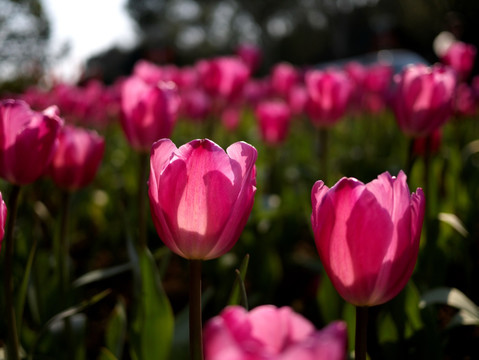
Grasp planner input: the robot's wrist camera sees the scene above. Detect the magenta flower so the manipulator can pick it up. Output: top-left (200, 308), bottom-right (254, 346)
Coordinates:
top-left (197, 56), bottom-right (250, 102)
top-left (255, 100), bottom-right (292, 145)
top-left (236, 43), bottom-right (263, 73)
top-left (311, 171), bottom-right (425, 306)
top-left (391, 63), bottom-right (457, 137)
top-left (148, 138), bottom-right (257, 260)
top-left (48, 125), bottom-right (105, 191)
top-left (0, 99), bottom-right (63, 185)
top-left (305, 68), bottom-right (353, 127)
top-left (204, 305), bottom-right (347, 360)
top-left (441, 41), bottom-right (477, 81)
top-left (0, 192), bottom-right (6, 251)
top-left (120, 75), bottom-right (180, 152)
top-left (271, 62), bottom-right (300, 99)
top-left (180, 88), bottom-right (212, 122)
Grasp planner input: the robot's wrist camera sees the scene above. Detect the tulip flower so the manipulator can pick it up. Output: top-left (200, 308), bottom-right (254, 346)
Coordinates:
top-left (311, 171), bottom-right (424, 359)
top-left (148, 138), bottom-right (257, 260)
top-left (271, 62), bottom-right (300, 99)
top-left (120, 75), bottom-right (180, 153)
top-left (149, 138), bottom-right (256, 359)
top-left (391, 63), bottom-right (457, 137)
top-left (236, 43), bottom-right (263, 74)
top-left (255, 99), bottom-right (292, 146)
top-left (441, 40), bottom-right (477, 81)
top-left (204, 305), bottom-right (347, 360)
top-left (304, 68), bottom-right (353, 127)
top-left (0, 99), bottom-right (63, 185)
top-left (311, 170), bottom-right (425, 307)
top-left (197, 56), bottom-right (250, 103)
top-left (0, 192), bottom-right (6, 251)
top-left (48, 125), bottom-right (105, 191)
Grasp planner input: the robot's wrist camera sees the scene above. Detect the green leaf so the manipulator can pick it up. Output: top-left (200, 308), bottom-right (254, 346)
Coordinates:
top-left (104, 297), bottom-right (127, 359)
top-left (28, 289), bottom-right (110, 360)
top-left (438, 212), bottom-right (469, 237)
top-left (228, 254), bottom-right (250, 308)
top-left (419, 287), bottom-right (479, 316)
top-left (98, 348), bottom-right (119, 360)
top-left (129, 246), bottom-right (174, 360)
top-left (419, 287), bottom-right (479, 326)
top-left (72, 262), bottom-right (132, 288)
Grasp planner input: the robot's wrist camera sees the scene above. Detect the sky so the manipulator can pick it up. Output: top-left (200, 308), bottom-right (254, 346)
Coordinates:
top-left (43, 0), bottom-right (138, 82)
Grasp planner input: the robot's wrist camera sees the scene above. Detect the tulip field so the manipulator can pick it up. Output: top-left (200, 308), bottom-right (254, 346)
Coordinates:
top-left (1, 41), bottom-right (479, 359)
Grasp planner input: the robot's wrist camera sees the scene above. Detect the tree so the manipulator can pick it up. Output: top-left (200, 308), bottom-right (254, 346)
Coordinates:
top-left (0, 0), bottom-right (50, 93)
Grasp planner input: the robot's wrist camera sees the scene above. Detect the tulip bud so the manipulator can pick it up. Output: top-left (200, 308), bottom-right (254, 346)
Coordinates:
top-left (0, 99), bottom-right (63, 185)
top-left (148, 138), bottom-right (257, 260)
top-left (48, 125), bottom-right (105, 191)
top-left (311, 171), bottom-right (425, 306)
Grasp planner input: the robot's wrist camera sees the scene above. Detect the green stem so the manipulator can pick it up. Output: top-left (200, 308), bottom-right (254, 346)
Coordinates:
top-left (189, 259), bottom-right (204, 360)
top-left (318, 127), bottom-right (329, 183)
top-left (59, 190), bottom-right (72, 297)
top-left (58, 190), bottom-right (73, 358)
top-left (355, 306), bottom-right (368, 360)
top-left (3, 184), bottom-right (22, 360)
top-left (138, 152), bottom-right (149, 249)
top-left (404, 137), bottom-right (416, 177)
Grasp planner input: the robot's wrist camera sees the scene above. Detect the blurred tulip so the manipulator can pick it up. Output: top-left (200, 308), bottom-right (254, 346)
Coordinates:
top-left (271, 62), bottom-right (300, 99)
top-left (361, 62), bottom-right (393, 114)
top-left (242, 78), bottom-right (273, 108)
top-left (0, 192), bottom-right (6, 251)
top-left (454, 83), bottom-right (477, 117)
top-left (48, 125), bottom-right (105, 191)
top-left (120, 76), bottom-right (180, 152)
top-left (305, 68), bottom-right (353, 127)
top-left (204, 305), bottom-right (347, 360)
top-left (133, 59), bottom-right (164, 85)
top-left (197, 56), bottom-right (250, 103)
top-left (221, 105), bottom-right (242, 132)
top-left (391, 64), bottom-right (457, 137)
top-left (148, 138), bottom-right (257, 260)
top-left (255, 99), bottom-right (292, 145)
top-left (287, 84), bottom-right (308, 116)
top-left (0, 99), bottom-right (63, 185)
top-left (180, 88), bottom-right (212, 122)
top-left (441, 41), bottom-right (477, 81)
top-left (311, 171), bottom-right (425, 306)
top-left (236, 43), bottom-right (263, 73)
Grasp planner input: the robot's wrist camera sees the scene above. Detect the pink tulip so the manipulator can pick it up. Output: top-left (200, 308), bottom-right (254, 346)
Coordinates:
top-left (361, 63), bottom-right (393, 114)
top-left (287, 85), bottom-right (308, 116)
top-left (133, 59), bottom-right (165, 85)
top-left (120, 75), bottom-right (180, 152)
top-left (197, 56), bottom-right (250, 102)
top-left (221, 105), bottom-right (243, 132)
top-left (311, 171), bottom-right (425, 306)
top-left (0, 192), bottom-right (6, 251)
top-left (454, 83), bottom-right (477, 117)
top-left (0, 100), bottom-right (63, 185)
top-left (271, 62), bottom-right (300, 99)
top-left (48, 125), bottom-right (105, 191)
top-left (204, 305), bottom-right (347, 360)
top-left (148, 138), bottom-right (257, 260)
top-left (305, 68), bottom-right (353, 127)
top-left (236, 43), bottom-right (263, 73)
top-left (441, 41), bottom-right (476, 81)
top-left (180, 88), bottom-right (212, 122)
top-left (255, 100), bottom-right (292, 145)
top-left (391, 64), bottom-right (457, 137)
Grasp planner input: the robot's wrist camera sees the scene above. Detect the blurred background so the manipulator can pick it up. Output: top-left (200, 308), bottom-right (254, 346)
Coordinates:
top-left (1, 0), bottom-right (479, 91)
